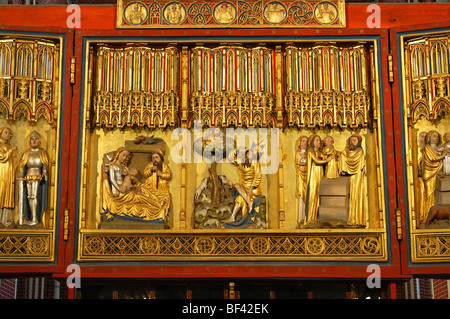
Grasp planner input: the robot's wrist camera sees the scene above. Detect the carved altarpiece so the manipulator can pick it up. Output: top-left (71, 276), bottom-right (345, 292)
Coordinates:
top-left (77, 34), bottom-right (389, 263)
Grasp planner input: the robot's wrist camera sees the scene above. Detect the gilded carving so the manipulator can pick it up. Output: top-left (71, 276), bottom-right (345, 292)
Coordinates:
top-left (117, 0), bottom-right (346, 29)
top-left (401, 32), bottom-right (450, 263)
top-left (0, 34), bottom-right (62, 262)
top-left (79, 232), bottom-right (386, 261)
top-left (188, 44), bottom-right (276, 128)
top-left (222, 147), bottom-right (267, 228)
top-left (296, 134), bottom-right (370, 230)
top-left (17, 131), bottom-right (49, 227)
top-left (0, 127), bottom-right (17, 228)
top-left (100, 142), bottom-right (172, 226)
top-left (91, 45), bottom-right (180, 129)
top-left (79, 37), bottom-right (386, 263)
top-left (124, 2), bottom-right (148, 25)
top-left (0, 38), bottom-right (58, 125)
top-left (284, 44), bottom-right (371, 129)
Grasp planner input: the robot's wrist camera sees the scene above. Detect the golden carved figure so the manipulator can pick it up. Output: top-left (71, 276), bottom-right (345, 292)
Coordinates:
top-left (295, 135), bottom-right (308, 224)
top-left (126, 3), bottom-right (146, 25)
top-left (417, 131), bottom-right (427, 223)
top-left (315, 2), bottom-right (337, 24)
top-left (224, 148), bottom-right (263, 227)
top-left (0, 127), bottom-right (17, 227)
top-left (165, 3), bottom-right (184, 24)
top-left (305, 135), bottom-right (332, 223)
top-left (214, 3), bottom-right (235, 24)
top-left (420, 130), bottom-right (448, 221)
top-left (102, 147), bottom-right (170, 222)
top-left (338, 134), bottom-right (368, 227)
top-left (264, 2), bottom-right (286, 24)
top-left (143, 150), bottom-right (171, 193)
top-left (322, 136), bottom-right (340, 179)
top-left (17, 131), bottom-right (49, 226)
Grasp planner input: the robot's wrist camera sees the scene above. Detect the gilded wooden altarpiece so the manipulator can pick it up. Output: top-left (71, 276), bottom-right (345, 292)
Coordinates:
top-left (399, 29), bottom-right (450, 263)
top-left (0, 32), bottom-right (65, 262)
top-left (76, 32), bottom-right (391, 263)
top-left (69, 0), bottom-right (390, 265)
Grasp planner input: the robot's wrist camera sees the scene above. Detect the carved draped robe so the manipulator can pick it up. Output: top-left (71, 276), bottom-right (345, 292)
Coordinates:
top-left (339, 147), bottom-right (368, 227)
top-left (143, 162), bottom-right (171, 192)
top-left (295, 147), bottom-right (307, 222)
top-left (322, 145), bottom-right (339, 179)
top-left (421, 145), bottom-right (444, 220)
top-left (0, 140), bottom-right (15, 209)
top-left (305, 148), bottom-right (327, 223)
top-left (233, 160), bottom-right (263, 217)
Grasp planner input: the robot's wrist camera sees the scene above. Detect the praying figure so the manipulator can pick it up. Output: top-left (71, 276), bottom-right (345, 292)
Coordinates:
top-left (339, 134), bottom-right (368, 227)
top-left (143, 150), bottom-right (172, 193)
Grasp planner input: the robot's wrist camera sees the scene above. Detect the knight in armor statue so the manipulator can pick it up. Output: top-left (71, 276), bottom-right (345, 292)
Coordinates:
top-left (17, 131), bottom-right (49, 226)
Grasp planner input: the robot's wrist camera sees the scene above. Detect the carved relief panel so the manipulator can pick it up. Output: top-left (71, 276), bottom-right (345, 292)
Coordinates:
top-left (0, 34), bottom-right (64, 262)
top-left (401, 31), bottom-right (450, 263)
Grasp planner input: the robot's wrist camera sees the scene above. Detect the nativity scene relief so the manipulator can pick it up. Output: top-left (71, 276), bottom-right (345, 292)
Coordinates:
top-left (100, 139), bottom-right (172, 228)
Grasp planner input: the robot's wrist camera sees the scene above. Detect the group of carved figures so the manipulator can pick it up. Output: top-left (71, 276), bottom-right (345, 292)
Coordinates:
top-left (102, 141), bottom-right (266, 229)
top-left (417, 130), bottom-right (450, 227)
top-left (0, 127), bottom-right (49, 228)
top-left (295, 134), bottom-right (368, 228)
top-left (101, 147), bottom-right (172, 223)
top-left (193, 146), bottom-right (266, 229)
top-left (102, 133), bottom-right (370, 229)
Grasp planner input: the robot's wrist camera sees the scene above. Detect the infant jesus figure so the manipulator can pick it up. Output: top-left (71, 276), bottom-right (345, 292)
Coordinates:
top-left (119, 168), bottom-right (139, 194)
top-left (322, 136), bottom-right (339, 179)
